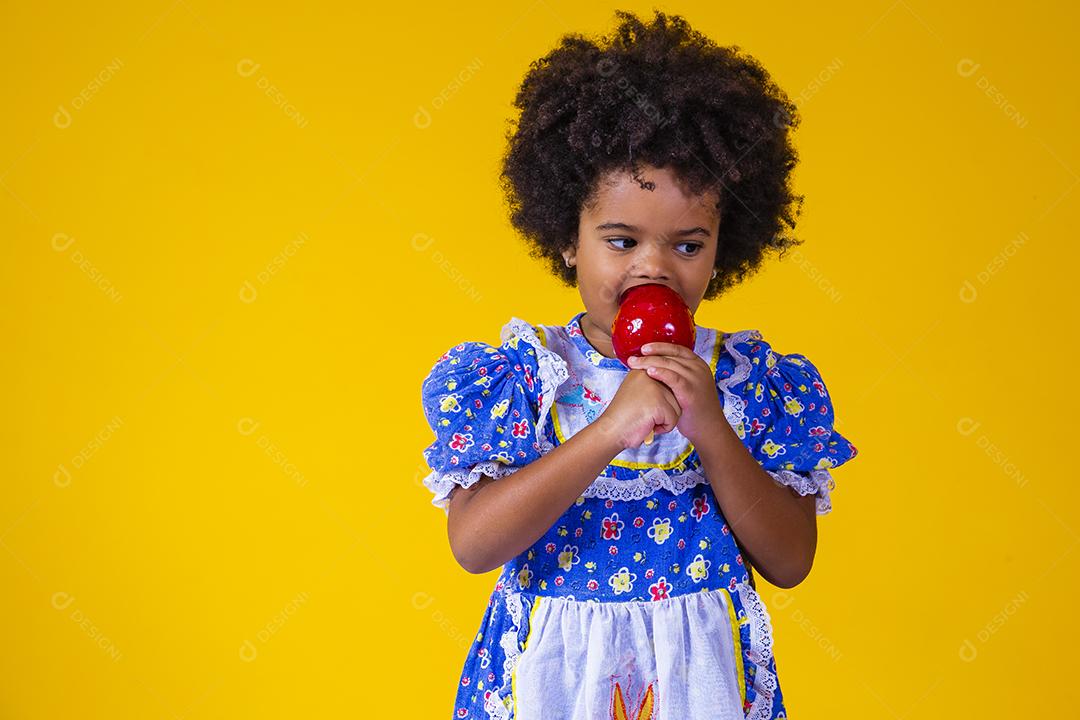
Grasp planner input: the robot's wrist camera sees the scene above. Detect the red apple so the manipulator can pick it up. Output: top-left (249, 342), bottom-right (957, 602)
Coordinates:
top-left (611, 283), bottom-right (696, 367)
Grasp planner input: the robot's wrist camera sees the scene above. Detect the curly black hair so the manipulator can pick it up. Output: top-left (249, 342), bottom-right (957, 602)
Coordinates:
top-left (499, 9), bottom-right (805, 300)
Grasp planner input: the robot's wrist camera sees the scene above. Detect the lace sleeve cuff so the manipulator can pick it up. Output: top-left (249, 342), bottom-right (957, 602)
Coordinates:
top-left (765, 467), bottom-right (836, 516)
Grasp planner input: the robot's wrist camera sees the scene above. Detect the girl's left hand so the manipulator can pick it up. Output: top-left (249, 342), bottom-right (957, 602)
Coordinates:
top-left (626, 342), bottom-right (725, 446)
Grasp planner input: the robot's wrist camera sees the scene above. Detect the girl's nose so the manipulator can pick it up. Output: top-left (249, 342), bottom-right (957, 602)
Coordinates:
top-left (630, 253), bottom-right (670, 281)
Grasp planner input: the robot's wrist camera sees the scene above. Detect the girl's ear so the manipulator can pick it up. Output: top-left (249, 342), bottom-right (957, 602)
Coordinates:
top-left (561, 237), bottom-right (578, 268)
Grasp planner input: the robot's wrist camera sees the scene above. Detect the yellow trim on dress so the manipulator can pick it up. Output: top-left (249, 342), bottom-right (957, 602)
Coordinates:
top-left (511, 596), bottom-right (543, 717)
top-left (723, 587), bottom-right (747, 708)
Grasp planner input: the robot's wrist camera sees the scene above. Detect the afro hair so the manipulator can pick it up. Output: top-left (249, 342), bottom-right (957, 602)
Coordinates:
top-left (499, 9), bottom-right (806, 300)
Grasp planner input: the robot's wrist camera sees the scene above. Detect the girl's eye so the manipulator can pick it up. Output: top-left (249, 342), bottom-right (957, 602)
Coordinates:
top-left (606, 238), bottom-right (703, 256)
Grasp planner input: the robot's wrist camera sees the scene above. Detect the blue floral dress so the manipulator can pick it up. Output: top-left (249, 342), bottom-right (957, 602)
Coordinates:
top-left (420, 311), bottom-right (858, 720)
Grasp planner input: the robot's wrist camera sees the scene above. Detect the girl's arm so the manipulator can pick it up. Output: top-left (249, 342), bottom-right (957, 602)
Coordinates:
top-left (696, 422), bottom-right (818, 589)
top-left (446, 418), bottom-right (625, 574)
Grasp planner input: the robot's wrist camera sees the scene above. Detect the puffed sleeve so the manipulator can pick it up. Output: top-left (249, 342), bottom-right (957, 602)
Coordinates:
top-left (419, 318), bottom-right (569, 514)
top-left (716, 331), bottom-right (859, 515)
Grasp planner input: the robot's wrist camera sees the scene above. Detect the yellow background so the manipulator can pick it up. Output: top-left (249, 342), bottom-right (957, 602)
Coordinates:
top-left (1, 1), bottom-right (1076, 717)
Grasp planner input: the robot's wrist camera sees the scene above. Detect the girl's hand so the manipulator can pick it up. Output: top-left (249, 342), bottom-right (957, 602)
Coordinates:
top-left (596, 368), bottom-right (683, 451)
top-left (625, 342), bottom-right (725, 447)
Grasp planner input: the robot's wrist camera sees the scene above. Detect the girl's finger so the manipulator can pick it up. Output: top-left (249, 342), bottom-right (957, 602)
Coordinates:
top-left (642, 342), bottom-right (691, 359)
top-left (645, 365), bottom-right (690, 404)
top-left (661, 382), bottom-right (682, 420)
top-left (635, 350), bottom-right (711, 375)
top-left (630, 354), bottom-right (695, 373)
top-left (654, 389), bottom-right (681, 434)
top-left (636, 359), bottom-right (705, 390)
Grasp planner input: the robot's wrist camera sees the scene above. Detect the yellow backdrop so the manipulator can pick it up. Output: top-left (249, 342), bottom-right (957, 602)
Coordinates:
top-left (1, 1), bottom-right (1076, 717)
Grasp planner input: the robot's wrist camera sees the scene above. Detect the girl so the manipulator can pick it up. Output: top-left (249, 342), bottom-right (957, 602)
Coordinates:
top-left (420, 10), bottom-right (858, 719)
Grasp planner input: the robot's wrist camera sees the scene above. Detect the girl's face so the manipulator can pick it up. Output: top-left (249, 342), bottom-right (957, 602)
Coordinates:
top-left (562, 164), bottom-right (720, 359)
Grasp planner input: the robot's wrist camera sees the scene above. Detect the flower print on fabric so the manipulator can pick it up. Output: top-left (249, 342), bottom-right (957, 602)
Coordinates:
top-left (715, 330), bottom-right (859, 515)
top-left (419, 319), bottom-right (569, 514)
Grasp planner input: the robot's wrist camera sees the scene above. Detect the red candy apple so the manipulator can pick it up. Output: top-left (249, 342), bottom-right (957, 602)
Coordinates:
top-left (612, 283), bottom-right (696, 365)
top-left (611, 283), bottom-right (697, 445)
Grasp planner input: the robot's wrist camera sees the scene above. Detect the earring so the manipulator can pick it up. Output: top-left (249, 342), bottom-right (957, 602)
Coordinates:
top-left (711, 269), bottom-right (717, 279)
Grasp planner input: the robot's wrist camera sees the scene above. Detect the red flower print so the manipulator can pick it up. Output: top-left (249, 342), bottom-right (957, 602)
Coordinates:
top-left (809, 425), bottom-right (828, 437)
top-left (602, 513), bottom-right (624, 540)
top-left (633, 517), bottom-right (645, 528)
top-left (677, 539), bottom-right (685, 549)
top-left (668, 500), bottom-right (677, 511)
top-left (605, 499), bottom-right (614, 509)
top-left (457, 708), bottom-right (467, 718)
top-left (736, 555), bottom-right (744, 565)
top-left (691, 496), bottom-right (710, 521)
top-left (545, 542), bottom-right (556, 553)
top-left (649, 577), bottom-right (672, 601)
top-left (749, 417), bottom-right (766, 436)
top-left (609, 546), bottom-right (618, 555)
top-left (555, 576), bottom-right (564, 586)
top-left (450, 432), bottom-right (473, 452)
top-left (587, 579), bottom-right (599, 591)
top-left (461, 676), bottom-right (471, 687)
top-left (574, 527), bottom-right (583, 537)
top-left (722, 524), bottom-right (730, 535)
top-left (512, 419), bottom-right (530, 438)
top-left (645, 568), bottom-right (654, 579)
top-left (730, 577), bottom-right (738, 591)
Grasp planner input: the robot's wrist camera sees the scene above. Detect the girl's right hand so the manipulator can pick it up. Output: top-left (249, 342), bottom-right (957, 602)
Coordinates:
top-left (596, 368), bottom-right (683, 451)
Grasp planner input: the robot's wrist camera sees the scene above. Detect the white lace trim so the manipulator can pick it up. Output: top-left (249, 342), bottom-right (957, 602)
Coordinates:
top-left (483, 589), bottom-right (525, 720)
top-left (423, 462), bottom-right (524, 514)
top-left (736, 581), bottom-right (779, 720)
top-left (581, 465), bottom-right (709, 501)
top-left (767, 467), bottom-right (835, 516)
top-left (424, 319), bottom-right (571, 514)
top-left (499, 317), bottom-right (571, 457)
top-left (716, 329), bottom-right (761, 432)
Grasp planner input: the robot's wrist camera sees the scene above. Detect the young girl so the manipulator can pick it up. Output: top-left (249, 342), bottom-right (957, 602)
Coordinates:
top-left (420, 10), bottom-right (858, 719)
